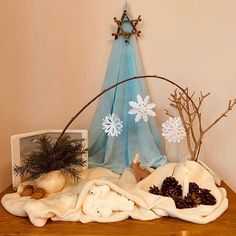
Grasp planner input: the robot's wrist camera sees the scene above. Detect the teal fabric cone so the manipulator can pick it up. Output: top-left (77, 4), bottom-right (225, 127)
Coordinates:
top-left (88, 6), bottom-right (166, 172)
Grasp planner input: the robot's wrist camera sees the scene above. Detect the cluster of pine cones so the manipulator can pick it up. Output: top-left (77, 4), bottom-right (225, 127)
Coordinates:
top-left (149, 177), bottom-right (216, 209)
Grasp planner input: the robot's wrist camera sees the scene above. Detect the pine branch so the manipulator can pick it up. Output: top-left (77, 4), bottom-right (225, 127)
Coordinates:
top-left (13, 135), bottom-right (87, 182)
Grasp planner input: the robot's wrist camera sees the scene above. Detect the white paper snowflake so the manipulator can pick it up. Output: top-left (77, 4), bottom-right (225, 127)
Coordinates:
top-left (161, 116), bottom-right (186, 143)
top-left (102, 113), bottom-right (123, 137)
top-left (128, 95), bottom-right (156, 122)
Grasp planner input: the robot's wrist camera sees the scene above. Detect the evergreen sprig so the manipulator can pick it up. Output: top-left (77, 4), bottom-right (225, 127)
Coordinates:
top-left (14, 135), bottom-right (87, 182)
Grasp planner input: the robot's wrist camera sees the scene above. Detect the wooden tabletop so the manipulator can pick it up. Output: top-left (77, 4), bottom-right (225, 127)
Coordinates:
top-left (0, 183), bottom-right (236, 236)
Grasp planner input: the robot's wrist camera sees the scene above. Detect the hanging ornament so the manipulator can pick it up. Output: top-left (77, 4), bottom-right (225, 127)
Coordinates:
top-left (128, 95), bottom-right (156, 122)
top-left (161, 117), bottom-right (186, 143)
top-left (102, 113), bottom-right (123, 137)
top-left (112, 9), bottom-right (142, 43)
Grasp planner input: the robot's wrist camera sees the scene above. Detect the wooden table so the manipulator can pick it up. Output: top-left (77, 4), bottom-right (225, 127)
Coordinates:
top-left (0, 183), bottom-right (236, 236)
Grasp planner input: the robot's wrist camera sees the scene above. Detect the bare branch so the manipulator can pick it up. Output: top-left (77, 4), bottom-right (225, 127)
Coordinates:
top-left (167, 88), bottom-right (213, 161)
top-left (164, 109), bottom-right (174, 118)
top-left (171, 91), bottom-right (195, 158)
top-left (191, 91), bottom-right (210, 122)
top-left (190, 91), bottom-right (196, 99)
top-left (203, 99), bottom-right (236, 134)
top-left (167, 85), bottom-right (235, 162)
top-left (200, 91), bottom-right (211, 99)
top-left (169, 103), bottom-right (177, 108)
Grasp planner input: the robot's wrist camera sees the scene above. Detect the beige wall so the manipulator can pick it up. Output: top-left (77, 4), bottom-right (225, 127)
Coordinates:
top-left (0, 0), bottom-right (235, 192)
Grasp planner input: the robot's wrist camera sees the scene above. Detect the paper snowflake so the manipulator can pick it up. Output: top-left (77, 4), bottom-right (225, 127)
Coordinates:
top-left (161, 117), bottom-right (186, 143)
top-left (128, 95), bottom-right (156, 122)
top-left (102, 113), bottom-right (123, 137)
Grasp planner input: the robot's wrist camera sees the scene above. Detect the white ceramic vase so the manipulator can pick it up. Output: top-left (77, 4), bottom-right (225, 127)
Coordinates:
top-left (35, 170), bottom-right (66, 194)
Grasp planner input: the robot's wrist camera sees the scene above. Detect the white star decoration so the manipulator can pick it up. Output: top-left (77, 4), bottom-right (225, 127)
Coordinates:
top-left (161, 116), bottom-right (186, 143)
top-left (128, 95), bottom-right (156, 122)
top-left (102, 113), bottom-right (123, 137)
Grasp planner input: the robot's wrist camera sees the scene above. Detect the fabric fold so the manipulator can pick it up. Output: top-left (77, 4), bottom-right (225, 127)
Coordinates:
top-left (1, 161), bottom-right (228, 227)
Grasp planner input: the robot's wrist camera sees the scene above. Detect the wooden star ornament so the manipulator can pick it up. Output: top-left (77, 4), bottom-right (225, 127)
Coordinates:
top-left (112, 10), bottom-right (142, 43)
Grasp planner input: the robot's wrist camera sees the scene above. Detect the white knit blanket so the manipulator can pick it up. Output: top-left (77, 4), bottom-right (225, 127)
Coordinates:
top-left (1, 161), bottom-right (228, 227)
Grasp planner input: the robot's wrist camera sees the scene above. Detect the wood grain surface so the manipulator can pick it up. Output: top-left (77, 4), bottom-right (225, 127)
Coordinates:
top-left (0, 183), bottom-right (235, 236)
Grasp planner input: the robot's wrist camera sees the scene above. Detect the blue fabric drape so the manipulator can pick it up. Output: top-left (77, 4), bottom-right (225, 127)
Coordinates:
top-left (88, 7), bottom-right (166, 172)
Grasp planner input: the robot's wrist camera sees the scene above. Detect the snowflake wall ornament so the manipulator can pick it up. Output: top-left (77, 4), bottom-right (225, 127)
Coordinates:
top-left (128, 95), bottom-right (156, 122)
top-left (102, 113), bottom-right (123, 137)
top-left (161, 116), bottom-right (186, 143)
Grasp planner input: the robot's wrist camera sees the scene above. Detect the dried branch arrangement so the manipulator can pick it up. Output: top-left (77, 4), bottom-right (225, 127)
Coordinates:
top-left (165, 88), bottom-right (236, 161)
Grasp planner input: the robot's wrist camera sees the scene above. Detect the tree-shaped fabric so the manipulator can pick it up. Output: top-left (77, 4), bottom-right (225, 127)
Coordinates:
top-left (88, 6), bottom-right (166, 172)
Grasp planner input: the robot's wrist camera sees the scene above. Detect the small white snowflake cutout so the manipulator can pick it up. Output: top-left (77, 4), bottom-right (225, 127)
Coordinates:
top-left (102, 113), bottom-right (123, 137)
top-left (128, 95), bottom-right (156, 122)
top-left (161, 116), bottom-right (186, 143)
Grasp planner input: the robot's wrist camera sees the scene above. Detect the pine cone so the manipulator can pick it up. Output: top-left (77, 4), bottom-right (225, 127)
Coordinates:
top-left (150, 178), bottom-right (216, 209)
top-left (175, 196), bottom-right (188, 209)
top-left (175, 184), bottom-right (183, 196)
top-left (149, 185), bottom-right (162, 195)
top-left (189, 182), bottom-right (200, 194)
top-left (163, 187), bottom-right (179, 199)
top-left (184, 192), bottom-right (201, 208)
top-left (161, 176), bottom-right (182, 197)
top-left (192, 192), bottom-right (202, 206)
top-left (161, 177), bottom-right (178, 193)
top-left (199, 189), bottom-right (216, 205)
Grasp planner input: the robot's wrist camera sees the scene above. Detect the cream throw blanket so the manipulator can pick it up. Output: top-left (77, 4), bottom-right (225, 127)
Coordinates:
top-left (1, 161), bottom-right (228, 227)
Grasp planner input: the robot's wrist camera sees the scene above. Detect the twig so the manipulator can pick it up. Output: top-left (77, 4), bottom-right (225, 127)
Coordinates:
top-left (166, 88), bottom-right (235, 161)
top-left (203, 99), bottom-right (236, 134)
top-left (54, 75), bottom-right (199, 148)
top-left (164, 109), bottom-right (174, 118)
